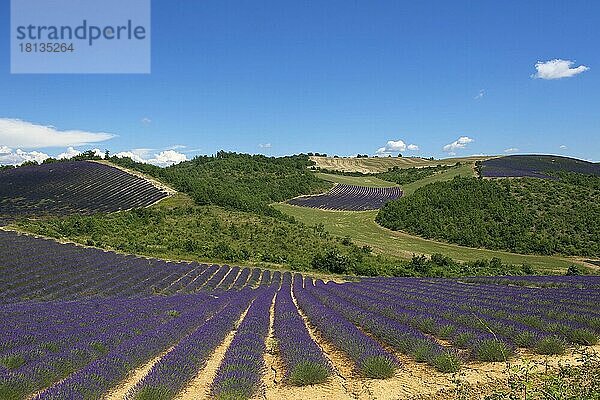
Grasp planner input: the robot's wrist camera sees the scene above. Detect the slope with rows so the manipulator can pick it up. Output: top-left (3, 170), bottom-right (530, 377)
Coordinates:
top-left (288, 184), bottom-right (403, 211)
top-left (0, 161), bottom-right (170, 222)
top-left (1, 231), bottom-right (598, 399)
top-left (479, 154), bottom-right (600, 178)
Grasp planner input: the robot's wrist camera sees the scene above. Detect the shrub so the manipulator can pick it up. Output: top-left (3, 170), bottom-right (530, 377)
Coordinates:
top-left (432, 351), bottom-right (462, 373)
top-left (360, 356), bottom-right (397, 379)
top-left (535, 336), bottom-right (566, 355)
top-left (568, 328), bottom-right (598, 345)
top-left (475, 339), bottom-right (512, 362)
top-left (514, 331), bottom-right (538, 348)
top-left (289, 361), bottom-right (330, 386)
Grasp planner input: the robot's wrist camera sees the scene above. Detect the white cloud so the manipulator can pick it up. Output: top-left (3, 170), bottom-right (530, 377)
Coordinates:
top-left (258, 143), bottom-right (272, 149)
top-left (0, 146), bottom-right (50, 165)
top-left (141, 117), bottom-right (152, 125)
top-left (474, 89), bottom-right (485, 99)
top-left (166, 144), bottom-right (186, 150)
top-left (115, 148), bottom-right (187, 167)
top-left (56, 147), bottom-right (81, 160)
top-left (532, 59), bottom-right (589, 80)
top-left (504, 147), bottom-right (519, 153)
top-left (56, 147), bottom-right (103, 160)
top-left (375, 139), bottom-right (419, 155)
top-left (148, 150), bottom-right (187, 167)
top-left (443, 136), bottom-right (474, 153)
top-left (0, 118), bottom-right (115, 149)
top-left (559, 144), bottom-right (568, 150)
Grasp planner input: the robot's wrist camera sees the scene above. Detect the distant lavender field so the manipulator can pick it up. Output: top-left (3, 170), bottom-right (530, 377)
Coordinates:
top-left (0, 161), bottom-right (169, 222)
top-left (479, 155), bottom-right (600, 178)
top-left (288, 184), bottom-right (402, 210)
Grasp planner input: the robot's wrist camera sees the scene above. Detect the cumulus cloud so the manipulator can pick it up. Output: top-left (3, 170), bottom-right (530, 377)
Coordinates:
top-left (375, 139), bottom-right (419, 155)
top-left (532, 59), bottom-right (589, 80)
top-left (0, 146), bottom-right (50, 165)
top-left (443, 136), bottom-right (474, 154)
top-left (258, 143), bottom-right (272, 149)
top-left (149, 150), bottom-right (187, 167)
top-left (141, 117), bottom-right (152, 125)
top-left (559, 144), bottom-right (568, 150)
top-left (114, 148), bottom-right (187, 167)
top-left (56, 147), bottom-right (103, 160)
top-left (474, 89), bottom-right (485, 99)
top-left (504, 147), bottom-right (519, 153)
top-left (0, 118), bottom-right (115, 149)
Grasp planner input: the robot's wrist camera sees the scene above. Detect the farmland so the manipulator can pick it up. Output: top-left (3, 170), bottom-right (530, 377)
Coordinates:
top-left (288, 184), bottom-right (403, 211)
top-left (0, 161), bottom-right (170, 223)
top-left (1, 154), bottom-right (599, 399)
top-left (478, 154), bottom-right (600, 178)
top-left (1, 230), bottom-right (599, 399)
top-left (310, 155), bottom-right (492, 173)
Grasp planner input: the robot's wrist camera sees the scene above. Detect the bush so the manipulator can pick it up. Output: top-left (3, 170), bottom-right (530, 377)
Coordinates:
top-left (475, 339), bottom-right (512, 362)
top-left (311, 249), bottom-right (354, 274)
top-left (568, 328), bottom-right (598, 345)
top-left (535, 336), bottom-right (566, 355)
top-left (360, 356), bottom-right (397, 379)
top-left (289, 361), bottom-right (330, 386)
top-left (566, 264), bottom-right (584, 275)
top-left (432, 351), bottom-right (462, 373)
top-left (514, 331), bottom-right (538, 348)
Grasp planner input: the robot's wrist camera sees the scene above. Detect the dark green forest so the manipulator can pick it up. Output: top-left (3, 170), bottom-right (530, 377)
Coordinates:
top-left (110, 152), bottom-right (330, 216)
top-left (376, 175), bottom-right (600, 257)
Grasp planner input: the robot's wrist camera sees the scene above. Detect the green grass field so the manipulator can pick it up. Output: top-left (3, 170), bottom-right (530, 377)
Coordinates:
top-left (273, 203), bottom-right (577, 273)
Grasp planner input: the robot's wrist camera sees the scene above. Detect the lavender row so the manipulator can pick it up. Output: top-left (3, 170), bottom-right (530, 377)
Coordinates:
top-left (384, 279), bottom-right (600, 339)
top-left (34, 293), bottom-right (233, 399)
top-left (0, 231), bottom-right (280, 303)
top-left (360, 278), bottom-right (600, 330)
top-left (309, 280), bottom-right (462, 371)
top-left (0, 161), bottom-right (169, 218)
top-left (128, 288), bottom-right (256, 400)
top-left (0, 295), bottom-right (208, 399)
top-left (210, 287), bottom-right (275, 399)
top-left (273, 273), bottom-right (331, 385)
top-left (355, 280), bottom-right (596, 353)
top-left (292, 275), bottom-right (398, 378)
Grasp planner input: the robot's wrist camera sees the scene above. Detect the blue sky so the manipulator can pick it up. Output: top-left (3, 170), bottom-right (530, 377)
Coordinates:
top-left (1, 0), bottom-right (599, 165)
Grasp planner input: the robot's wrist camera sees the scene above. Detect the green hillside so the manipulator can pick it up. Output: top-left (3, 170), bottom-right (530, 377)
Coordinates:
top-left (377, 175), bottom-right (600, 257)
top-left (110, 152), bottom-right (330, 216)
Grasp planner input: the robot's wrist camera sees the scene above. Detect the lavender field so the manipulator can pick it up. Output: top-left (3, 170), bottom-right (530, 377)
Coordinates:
top-left (1, 231), bottom-right (599, 399)
top-left (0, 161), bottom-right (169, 223)
top-left (288, 184), bottom-right (403, 211)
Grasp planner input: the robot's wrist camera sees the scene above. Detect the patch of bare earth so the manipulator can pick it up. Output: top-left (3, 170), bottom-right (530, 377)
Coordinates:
top-left (175, 308), bottom-right (250, 400)
top-left (104, 347), bottom-right (174, 400)
top-left (269, 286), bottom-right (362, 400)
